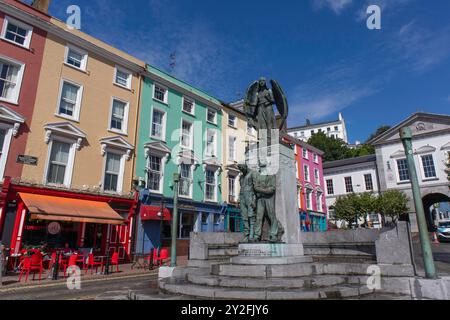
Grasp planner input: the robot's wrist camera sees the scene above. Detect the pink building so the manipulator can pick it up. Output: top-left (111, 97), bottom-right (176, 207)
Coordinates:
top-left (284, 135), bottom-right (327, 232)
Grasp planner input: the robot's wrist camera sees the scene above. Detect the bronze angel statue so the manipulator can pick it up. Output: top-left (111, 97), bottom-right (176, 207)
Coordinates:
top-left (243, 77), bottom-right (289, 145)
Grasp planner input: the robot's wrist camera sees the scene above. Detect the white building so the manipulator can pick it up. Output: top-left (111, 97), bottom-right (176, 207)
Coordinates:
top-left (288, 112), bottom-right (348, 143)
top-left (370, 112), bottom-right (450, 233)
top-left (323, 155), bottom-right (382, 228)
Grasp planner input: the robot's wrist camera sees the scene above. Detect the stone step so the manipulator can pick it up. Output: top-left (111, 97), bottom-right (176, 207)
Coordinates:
top-left (211, 262), bottom-right (415, 278)
top-left (187, 273), bottom-right (351, 289)
top-left (159, 278), bottom-right (373, 300)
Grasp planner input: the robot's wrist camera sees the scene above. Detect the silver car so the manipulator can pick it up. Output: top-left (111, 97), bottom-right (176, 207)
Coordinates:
top-left (437, 221), bottom-right (450, 242)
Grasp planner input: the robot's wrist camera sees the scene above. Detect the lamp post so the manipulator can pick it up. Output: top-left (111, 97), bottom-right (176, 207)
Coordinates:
top-left (400, 127), bottom-right (437, 279)
top-left (158, 198), bottom-right (165, 249)
top-left (170, 173), bottom-right (180, 267)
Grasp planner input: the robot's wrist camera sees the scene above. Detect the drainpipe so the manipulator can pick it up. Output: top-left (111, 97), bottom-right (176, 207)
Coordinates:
top-left (400, 127), bottom-right (436, 279)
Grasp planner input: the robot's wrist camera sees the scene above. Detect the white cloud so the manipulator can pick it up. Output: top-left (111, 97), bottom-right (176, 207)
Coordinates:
top-left (355, 0), bottom-right (414, 20)
top-left (312, 0), bottom-right (353, 14)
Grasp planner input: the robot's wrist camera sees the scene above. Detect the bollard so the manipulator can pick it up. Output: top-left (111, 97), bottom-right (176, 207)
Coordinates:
top-left (104, 250), bottom-right (110, 275)
top-left (52, 251), bottom-right (60, 280)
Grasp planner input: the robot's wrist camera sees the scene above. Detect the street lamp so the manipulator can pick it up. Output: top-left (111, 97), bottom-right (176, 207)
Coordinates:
top-left (400, 127), bottom-right (437, 279)
top-left (170, 173), bottom-right (180, 267)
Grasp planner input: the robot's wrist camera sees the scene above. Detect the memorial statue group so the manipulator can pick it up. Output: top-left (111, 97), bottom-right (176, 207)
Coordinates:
top-left (238, 78), bottom-right (289, 243)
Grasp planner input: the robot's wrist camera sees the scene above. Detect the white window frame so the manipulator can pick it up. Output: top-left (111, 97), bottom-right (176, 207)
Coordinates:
top-left (228, 175), bottom-right (237, 203)
top-left (228, 114), bottom-right (237, 128)
top-left (419, 153), bottom-right (437, 181)
top-left (326, 179), bottom-right (334, 195)
top-left (317, 192), bottom-right (323, 213)
top-left (108, 97), bottom-right (129, 135)
top-left (395, 158), bottom-right (410, 183)
top-left (43, 136), bottom-right (77, 188)
top-left (114, 65), bottom-right (132, 90)
top-left (182, 96), bottom-right (195, 115)
top-left (150, 106), bottom-right (166, 141)
top-left (180, 119), bottom-right (194, 150)
top-left (0, 123), bottom-right (14, 181)
top-left (153, 82), bottom-right (168, 104)
top-left (303, 165), bottom-right (310, 182)
top-left (205, 128), bottom-right (217, 157)
top-left (314, 169), bottom-right (320, 185)
top-left (55, 78), bottom-right (83, 122)
top-left (206, 108), bottom-right (217, 125)
top-left (146, 154), bottom-right (164, 194)
top-left (313, 153), bottom-right (319, 163)
top-left (64, 44), bottom-right (88, 72)
top-left (364, 173), bottom-right (374, 191)
top-left (228, 136), bottom-right (237, 161)
top-left (0, 55), bottom-right (25, 105)
top-left (344, 176), bottom-right (354, 193)
top-left (306, 189), bottom-right (313, 210)
top-left (302, 148), bottom-right (308, 159)
top-left (101, 149), bottom-right (126, 194)
top-left (1, 16), bottom-right (33, 49)
top-left (179, 163), bottom-right (194, 199)
top-left (204, 168), bottom-right (218, 202)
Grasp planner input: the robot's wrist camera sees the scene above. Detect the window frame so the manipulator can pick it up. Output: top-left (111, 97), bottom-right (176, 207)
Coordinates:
top-left (228, 136), bottom-right (237, 161)
top-left (302, 148), bottom-right (308, 160)
top-left (55, 78), bottom-right (83, 121)
top-left (419, 153), bottom-right (437, 180)
top-left (180, 119), bottom-right (194, 150)
top-left (113, 65), bottom-right (132, 90)
top-left (314, 169), bottom-right (320, 185)
top-left (344, 176), bottom-right (354, 193)
top-left (179, 163), bottom-right (194, 199)
top-left (205, 128), bottom-right (217, 157)
top-left (228, 175), bottom-right (237, 203)
top-left (306, 189), bottom-right (313, 210)
top-left (101, 149), bottom-right (126, 194)
top-left (326, 179), bottom-right (334, 195)
top-left (182, 96), bottom-right (195, 115)
top-left (1, 16), bottom-right (33, 49)
top-left (303, 165), bottom-right (310, 182)
top-left (64, 44), bottom-right (88, 72)
top-left (204, 168), bottom-right (218, 202)
top-left (396, 158), bottom-right (410, 183)
top-left (364, 173), bottom-right (374, 191)
top-left (150, 106), bottom-right (166, 141)
top-left (228, 114), bottom-right (237, 128)
top-left (108, 97), bottom-right (129, 135)
top-left (0, 54), bottom-right (25, 105)
top-left (43, 136), bottom-right (77, 188)
top-left (206, 108), bottom-right (217, 125)
top-left (146, 154), bottom-right (164, 194)
top-left (153, 82), bottom-right (168, 104)
top-left (0, 123), bottom-right (14, 181)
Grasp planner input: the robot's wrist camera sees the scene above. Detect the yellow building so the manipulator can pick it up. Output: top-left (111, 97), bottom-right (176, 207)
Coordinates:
top-left (20, 17), bottom-right (146, 195)
top-left (221, 102), bottom-right (257, 231)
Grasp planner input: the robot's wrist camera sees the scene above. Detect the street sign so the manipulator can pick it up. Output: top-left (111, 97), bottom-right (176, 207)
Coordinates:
top-left (17, 155), bottom-right (38, 166)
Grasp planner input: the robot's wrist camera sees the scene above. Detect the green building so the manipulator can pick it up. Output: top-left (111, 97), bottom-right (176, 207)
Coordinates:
top-left (134, 65), bottom-right (225, 256)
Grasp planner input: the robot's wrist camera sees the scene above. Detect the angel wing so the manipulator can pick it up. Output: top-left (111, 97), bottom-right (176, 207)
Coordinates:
top-left (243, 80), bottom-right (259, 127)
top-left (270, 79), bottom-right (289, 131)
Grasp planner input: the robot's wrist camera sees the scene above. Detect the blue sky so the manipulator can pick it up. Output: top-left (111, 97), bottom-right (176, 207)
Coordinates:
top-left (29, 0), bottom-right (450, 143)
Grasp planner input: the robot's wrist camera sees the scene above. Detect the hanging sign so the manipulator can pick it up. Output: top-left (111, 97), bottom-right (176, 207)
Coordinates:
top-left (47, 222), bottom-right (62, 235)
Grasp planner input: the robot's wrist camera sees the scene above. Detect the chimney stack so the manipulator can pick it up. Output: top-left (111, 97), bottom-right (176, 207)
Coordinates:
top-left (31, 0), bottom-right (51, 14)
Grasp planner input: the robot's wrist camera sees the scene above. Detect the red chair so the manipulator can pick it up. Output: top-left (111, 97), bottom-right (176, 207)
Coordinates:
top-left (47, 252), bottom-right (57, 273)
top-left (19, 252), bottom-right (43, 282)
top-left (85, 253), bottom-right (104, 274)
top-left (62, 254), bottom-right (78, 277)
top-left (154, 248), bottom-right (169, 266)
top-left (109, 252), bottom-right (120, 273)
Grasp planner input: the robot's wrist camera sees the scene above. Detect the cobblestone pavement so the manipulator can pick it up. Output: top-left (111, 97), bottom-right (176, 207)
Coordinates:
top-left (0, 272), bottom-right (159, 300)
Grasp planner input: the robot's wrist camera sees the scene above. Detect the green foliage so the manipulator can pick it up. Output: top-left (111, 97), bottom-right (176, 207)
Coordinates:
top-left (366, 125), bottom-right (391, 143)
top-left (333, 193), bottom-right (377, 228)
top-left (307, 132), bottom-right (375, 162)
top-left (307, 132), bottom-right (352, 162)
top-left (376, 190), bottom-right (409, 225)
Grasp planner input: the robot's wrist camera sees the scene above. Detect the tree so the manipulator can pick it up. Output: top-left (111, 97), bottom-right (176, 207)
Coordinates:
top-left (356, 192), bottom-right (377, 227)
top-left (376, 190), bottom-right (409, 226)
top-left (366, 125), bottom-right (391, 143)
top-left (333, 194), bottom-right (360, 229)
top-left (307, 132), bottom-right (353, 162)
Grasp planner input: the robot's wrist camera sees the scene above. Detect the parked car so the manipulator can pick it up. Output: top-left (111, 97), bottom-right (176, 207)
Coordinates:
top-left (437, 221), bottom-right (450, 242)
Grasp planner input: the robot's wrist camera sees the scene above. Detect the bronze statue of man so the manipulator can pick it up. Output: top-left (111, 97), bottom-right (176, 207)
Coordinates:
top-left (238, 164), bottom-right (256, 242)
top-left (252, 163), bottom-right (284, 242)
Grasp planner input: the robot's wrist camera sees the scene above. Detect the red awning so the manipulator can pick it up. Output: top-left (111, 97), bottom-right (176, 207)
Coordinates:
top-left (140, 205), bottom-right (171, 221)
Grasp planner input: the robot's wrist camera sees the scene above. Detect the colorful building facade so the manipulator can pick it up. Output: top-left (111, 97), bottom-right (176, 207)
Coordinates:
top-left (134, 65), bottom-right (225, 256)
top-left (284, 135), bottom-right (327, 232)
top-left (0, 0), bottom-right (146, 261)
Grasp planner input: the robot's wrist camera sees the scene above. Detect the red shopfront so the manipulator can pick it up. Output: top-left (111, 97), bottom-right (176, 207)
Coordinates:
top-left (0, 178), bottom-right (138, 262)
